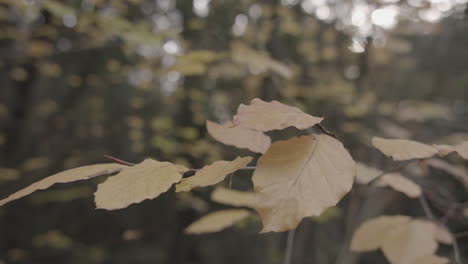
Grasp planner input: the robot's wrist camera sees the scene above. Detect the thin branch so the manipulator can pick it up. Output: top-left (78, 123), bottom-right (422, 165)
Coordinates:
top-left (315, 123), bottom-right (338, 139)
top-left (367, 161), bottom-right (413, 186)
top-left (419, 193), bottom-right (462, 264)
top-left (104, 155), bottom-right (136, 166)
top-left (283, 229), bottom-right (296, 264)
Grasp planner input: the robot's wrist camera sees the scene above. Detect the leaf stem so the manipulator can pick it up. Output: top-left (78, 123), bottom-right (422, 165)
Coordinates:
top-left (283, 229), bottom-right (296, 264)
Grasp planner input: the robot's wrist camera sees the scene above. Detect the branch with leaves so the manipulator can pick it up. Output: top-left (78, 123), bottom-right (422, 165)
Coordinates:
top-left (1, 98), bottom-right (467, 263)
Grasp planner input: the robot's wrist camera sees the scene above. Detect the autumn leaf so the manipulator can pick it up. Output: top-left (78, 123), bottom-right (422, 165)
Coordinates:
top-left (375, 173), bottom-right (422, 198)
top-left (184, 209), bottom-right (251, 234)
top-left (0, 163), bottom-right (123, 206)
top-left (351, 215), bottom-right (440, 264)
top-left (372, 137), bottom-right (438, 161)
top-left (252, 134), bottom-right (355, 232)
top-left (206, 121), bottom-right (271, 153)
top-left (94, 159), bottom-right (188, 210)
top-left (233, 98), bottom-right (323, 132)
top-left (355, 163), bottom-right (421, 198)
top-left (175, 156), bottom-right (252, 192)
top-left (454, 141), bottom-right (468, 160)
top-left (211, 186), bottom-right (256, 208)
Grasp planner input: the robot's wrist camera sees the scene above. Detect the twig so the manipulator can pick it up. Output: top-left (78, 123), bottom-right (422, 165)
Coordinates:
top-left (367, 161), bottom-right (413, 186)
top-left (104, 155), bottom-right (136, 166)
top-left (315, 123), bottom-right (338, 139)
top-left (283, 229), bottom-right (296, 264)
top-left (419, 193), bottom-right (462, 264)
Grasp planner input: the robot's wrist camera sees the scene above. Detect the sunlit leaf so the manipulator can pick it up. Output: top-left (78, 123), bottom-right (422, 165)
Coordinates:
top-left (175, 156), bottom-right (252, 192)
top-left (94, 159), bottom-right (188, 210)
top-left (252, 134), bottom-right (355, 232)
top-left (0, 164), bottom-right (123, 206)
top-left (372, 137), bottom-right (438, 161)
top-left (206, 120), bottom-right (271, 153)
top-left (233, 98), bottom-right (323, 132)
top-left (185, 209), bottom-right (251, 234)
top-left (210, 186), bottom-right (256, 208)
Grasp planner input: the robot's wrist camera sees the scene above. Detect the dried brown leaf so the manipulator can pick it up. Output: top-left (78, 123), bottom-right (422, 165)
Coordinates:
top-left (0, 163), bottom-right (123, 206)
top-left (206, 120), bottom-right (271, 153)
top-left (253, 134), bottom-right (355, 232)
top-left (372, 137), bottom-right (438, 161)
top-left (175, 157), bottom-right (253, 192)
top-left (210, 187), bottom-right (256, 208)
top-left (233, 98), bottom-right (323, 132)
top-left (94, 159), bottom-right (188, 210)
top-left (184, 209), bottom-right (251, 234)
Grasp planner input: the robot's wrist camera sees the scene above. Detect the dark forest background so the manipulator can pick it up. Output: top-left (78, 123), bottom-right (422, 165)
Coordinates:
top-left (0, 0), bottom-right (468, 263)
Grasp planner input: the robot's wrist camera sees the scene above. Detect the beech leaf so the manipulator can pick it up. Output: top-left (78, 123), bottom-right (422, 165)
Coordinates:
top-left (0, 163), bottom-right (123, 206)
top-left (372, 137), bottom-right (438, 161)
top-left (210, 186), bottom-right (256, 208)
top-left (94, 159), bottom-right (188, 210)
top-left (252, 134), bottom-right (355, 232)
top-left (233, 98), bottom-right (323, 132)
top-left (351, 216), bottom-right (439, 264)
top-left (206, 121), bottom-right (271, 153)
top-left (175, 156), bottom-right (253, 192)
top-left (184, 209), bottom-right (251, 234)
top-left (355, 163), bottom-right (421, 198)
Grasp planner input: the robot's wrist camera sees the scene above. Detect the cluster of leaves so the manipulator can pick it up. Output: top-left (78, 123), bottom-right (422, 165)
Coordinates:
top-left (1, 99), bottom-right (468, 264)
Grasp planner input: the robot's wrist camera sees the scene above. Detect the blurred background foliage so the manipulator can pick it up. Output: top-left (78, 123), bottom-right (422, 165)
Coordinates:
top-left (0, 0), bottom-right (468, 263)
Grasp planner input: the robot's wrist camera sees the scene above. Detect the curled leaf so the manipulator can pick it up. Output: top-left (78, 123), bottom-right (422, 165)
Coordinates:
top-left (176, 157), bottom-right (253, 192)
top-left (375, 173), bottom-right (422, 198)
top-left (372, 137), bottom-right (438, 161)
top-left (94, 159), bottom-right (188, 210)
top-left (233, 98), bottom-right (323, 132)
top-left (253, 134), bottom-right (355, 232)
top-left (0, 163), bottom-right (123, 206)
top-left (211, 186), bottom-right (256, 208)
top-left (185, 209), bottom-right (251, 234)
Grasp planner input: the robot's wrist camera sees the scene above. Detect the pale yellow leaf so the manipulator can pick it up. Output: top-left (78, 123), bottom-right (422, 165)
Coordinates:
top-left (94, 159), bottom-right (188, 210)
top-left (184, 209), bottom-right (251, 234)
top-left (376, 173), bottom-right (422, 198)
top-left (351, 215), bottom-right (411, 252)
top-left (233, 98), bottom-right (323, 132)
top-left (175, 156), bottom-right (253, 192)
top-left (410, 255), bottom-right (449, 264)
top-left (252, 134), bottom-right (355, 232)
top-left (355, 163), bottom-right (421, 198)
top-left (454, 141), bottom-right (468, 160)
top-left (355, 162), bottom-right (382, 184)
top-left (0, 164), bottom-right (123, 206)
top-left (372, 137), bottom-right (438, 161)
top-left (206, 121), bottom-right (271, 153)
top-left (211, 186), bottom-right (256, 208)
top-left (434, 224), bottom-right (453, 245)
top-left (382, 219), bottom-right (438, 264)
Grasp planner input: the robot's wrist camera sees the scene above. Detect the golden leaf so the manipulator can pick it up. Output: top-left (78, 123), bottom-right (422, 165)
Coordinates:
top-left (454, 141), bottom-right (468, 160)
top-left (252, 134), bottom-right (355, 232)
top-left (175, 157), bottom-right (253, 192)
top-left (206, 121), bottom-right (271, 153)
top-left (233, 98), bottom-right (323, 132)
top-left (351, 215), bottom-right (411, 251)
top-left (0, 164), bottom-right (123, 206)
top-left (184, 209), bottom-right (251, 234)
top-left (94, 159), bottom-right (188, 210)
top-left (382, 220), bottom-right (438, 264)
top-left (351, 216), bottom-right (440, 264)
top-left (211, 186), bottom-right (256, 208)
top-left (372, 137), bottom-right (438, 161)
top-left (355, 163), bottom-right (421, 198)
top-left (375, 173), bottom-right (422, 198)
